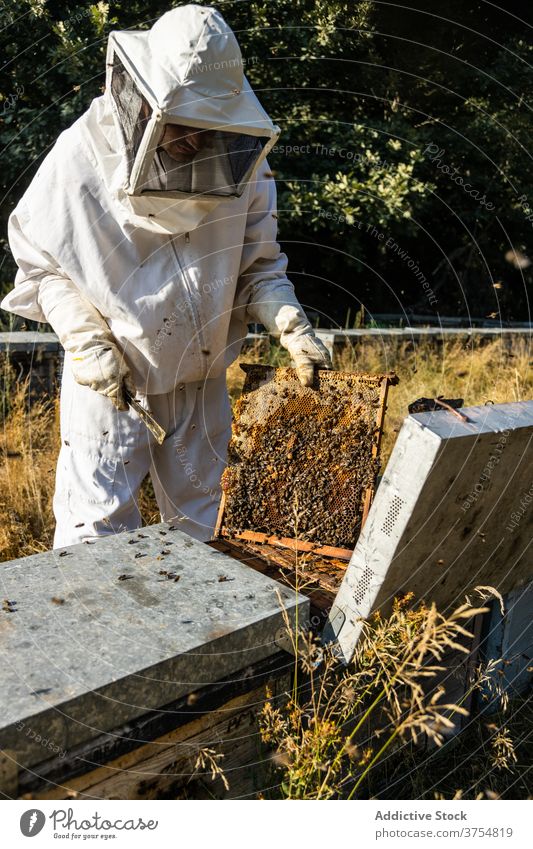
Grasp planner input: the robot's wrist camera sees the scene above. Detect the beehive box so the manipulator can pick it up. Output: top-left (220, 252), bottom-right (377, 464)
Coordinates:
top-left (326, 399), bottom-right (533, 664)
top-left (0, 524), bottom-right (305, 799)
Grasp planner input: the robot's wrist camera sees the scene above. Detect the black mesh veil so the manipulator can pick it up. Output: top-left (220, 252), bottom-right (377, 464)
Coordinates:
top-left (110, 54), bottom-right (152, 176)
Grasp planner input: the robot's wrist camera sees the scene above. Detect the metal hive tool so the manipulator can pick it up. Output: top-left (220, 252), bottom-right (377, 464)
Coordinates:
top-left (216, 365), bottom-right (398, 552)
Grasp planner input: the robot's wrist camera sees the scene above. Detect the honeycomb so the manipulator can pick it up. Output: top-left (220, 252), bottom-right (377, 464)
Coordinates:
top-left (220, 365), bottom-right (396, 550)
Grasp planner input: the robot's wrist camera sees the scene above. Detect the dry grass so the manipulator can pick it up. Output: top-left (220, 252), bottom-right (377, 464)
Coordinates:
top-left (254, 526), bottom-right (526, 800)
top-left (258, 582), bottom-right (510, 799)
top-left (339, 336), bottom-right (532, 460)
top-left (366, 693), bottom-right (531, 800)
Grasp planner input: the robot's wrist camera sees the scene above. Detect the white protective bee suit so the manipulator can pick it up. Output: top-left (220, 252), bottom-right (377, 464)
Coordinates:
top-left (1, 4), bottom-right (331, 546)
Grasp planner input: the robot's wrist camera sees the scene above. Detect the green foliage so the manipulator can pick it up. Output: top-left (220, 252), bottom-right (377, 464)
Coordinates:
top-left (1, 1), bottom-right (531, 325)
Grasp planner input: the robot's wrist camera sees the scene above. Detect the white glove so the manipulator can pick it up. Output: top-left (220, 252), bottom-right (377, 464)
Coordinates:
top-left (70, 343), bottom-right (136, 411)
top-left (281, 325), bottom-right (333, 387)
top-left (247, 288), bottom-right (332, 386)
top-left (37, 275), bottom-right (136, 410)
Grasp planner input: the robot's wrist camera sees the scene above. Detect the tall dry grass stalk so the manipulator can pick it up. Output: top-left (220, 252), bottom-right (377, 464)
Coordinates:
top-left (256, 503), bottom-right (520, 801)
top-left (374, 671), bottom-right (528, 800)
top-left (0, 368), bottom-right (59, 559)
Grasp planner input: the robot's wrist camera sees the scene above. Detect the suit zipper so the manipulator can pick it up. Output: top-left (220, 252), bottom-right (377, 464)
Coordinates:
top-left (168, 234), bottom-right (208, 372)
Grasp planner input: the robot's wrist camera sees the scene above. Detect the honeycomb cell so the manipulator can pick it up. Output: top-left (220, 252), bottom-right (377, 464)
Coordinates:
top-left (221, 366), bottom-right (395, 549)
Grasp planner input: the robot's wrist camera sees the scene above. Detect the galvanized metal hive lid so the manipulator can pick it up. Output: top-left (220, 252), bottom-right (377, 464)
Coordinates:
top-left (219, 365), bottom-right (397, 550)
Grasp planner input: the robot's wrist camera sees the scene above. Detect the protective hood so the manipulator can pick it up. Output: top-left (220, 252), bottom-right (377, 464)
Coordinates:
top-left (85, 4), bottom-right (279, 235)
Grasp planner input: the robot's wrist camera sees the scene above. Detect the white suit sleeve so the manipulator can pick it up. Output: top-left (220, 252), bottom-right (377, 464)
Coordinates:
top-left (4, 202), bottom-right (134, 407)
top-left (1, 204), bottom-right (59, 323)
top-left (236, 160), bottom-right (332, 386)
top-left (2, 201), bottom-right (113, 348)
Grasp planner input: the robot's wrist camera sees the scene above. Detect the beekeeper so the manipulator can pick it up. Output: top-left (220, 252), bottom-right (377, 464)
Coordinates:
top-left (1, 4), bottom-right (332, 546)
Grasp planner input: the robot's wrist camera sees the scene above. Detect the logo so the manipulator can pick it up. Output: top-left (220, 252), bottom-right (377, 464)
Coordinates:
top-left (20, 809), bottom-right (46, 837)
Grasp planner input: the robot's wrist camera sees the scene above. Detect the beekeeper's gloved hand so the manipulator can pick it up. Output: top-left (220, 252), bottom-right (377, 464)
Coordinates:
top-left (37, 274), bottom-right (136, 410)
top-left (246, 290), bottom-right (332, 386)
top-left (70, 343), bottom-right (136, 411)
top-left (280, 318), bottom-right (332, 386)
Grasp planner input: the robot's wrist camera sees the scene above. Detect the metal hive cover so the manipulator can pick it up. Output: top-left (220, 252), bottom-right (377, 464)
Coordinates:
top-left (0, 523), bottom-right (305, 774)
top-left (218, 365), bottom-right (396, 550)
top-left (325, 399), bottom-right (533, 663)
